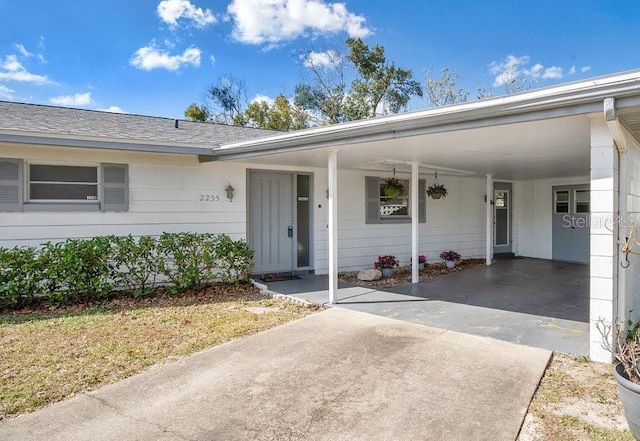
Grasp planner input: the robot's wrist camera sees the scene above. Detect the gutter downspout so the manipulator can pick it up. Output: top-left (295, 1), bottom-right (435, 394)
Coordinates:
top-left (605, 98), bottom-right (626, 324)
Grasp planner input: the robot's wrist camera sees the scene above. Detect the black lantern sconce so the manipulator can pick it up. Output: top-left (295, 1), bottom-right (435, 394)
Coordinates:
top-left (225, 183), bottom-right (235, 202)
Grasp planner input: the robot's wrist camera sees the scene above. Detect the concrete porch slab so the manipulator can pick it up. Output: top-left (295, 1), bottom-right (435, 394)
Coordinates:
top-left (0, 308), bottom-right (550, 441)
top-left (265, 259), bottom-right (589, 356)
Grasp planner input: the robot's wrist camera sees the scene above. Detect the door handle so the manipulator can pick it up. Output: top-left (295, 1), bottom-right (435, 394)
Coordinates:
top-left (287, 225), bottom-right (293, 238)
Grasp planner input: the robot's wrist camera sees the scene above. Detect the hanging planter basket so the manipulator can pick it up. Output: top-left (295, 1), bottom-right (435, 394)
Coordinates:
top-left (381, 175), bottom-right (406, 199)
top-left (427, 172), bottom-right (448, 200)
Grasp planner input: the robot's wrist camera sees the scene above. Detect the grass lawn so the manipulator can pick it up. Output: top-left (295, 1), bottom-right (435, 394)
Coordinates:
top-left (0, 284), bottom-right (318, 420)
top-left (520, 353), bottom-right (634, 441)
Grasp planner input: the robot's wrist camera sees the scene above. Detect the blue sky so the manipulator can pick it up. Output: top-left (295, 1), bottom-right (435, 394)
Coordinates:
top-left (0, 0), bottom-right (638, 119)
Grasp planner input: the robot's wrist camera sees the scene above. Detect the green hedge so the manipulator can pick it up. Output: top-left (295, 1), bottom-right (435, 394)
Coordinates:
top-left (0, 233), bottom-right (254, 309)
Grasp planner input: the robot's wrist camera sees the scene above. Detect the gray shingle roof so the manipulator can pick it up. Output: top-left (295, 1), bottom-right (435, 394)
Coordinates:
top-left (0, 101), bottom-right (277, 147)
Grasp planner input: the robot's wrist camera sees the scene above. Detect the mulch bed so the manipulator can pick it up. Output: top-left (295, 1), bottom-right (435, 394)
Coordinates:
top-left (338, 258), bottom-right (486, 288)
top-left (1, 283), bottom-right (264, 319)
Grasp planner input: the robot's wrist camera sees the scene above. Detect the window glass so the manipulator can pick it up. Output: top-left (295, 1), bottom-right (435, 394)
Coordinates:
top-left (554, 190), bottom-right (569, 213)
top-left (29, 164), bottom-right (98, 201)
top-left (575, 190), bottom-right (590, 213)
top-left (380, 178), bottom-right (409, 217)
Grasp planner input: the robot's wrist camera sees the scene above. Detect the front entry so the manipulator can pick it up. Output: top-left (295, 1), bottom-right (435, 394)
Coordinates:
top-left (248, 171), bottom-right (294, 274)
top-left (248, 171), bottom-right (312, 274)
top-left (494, 182), bottom-right (513, 255)
top-left (552, 184), bottom-right (590, 264)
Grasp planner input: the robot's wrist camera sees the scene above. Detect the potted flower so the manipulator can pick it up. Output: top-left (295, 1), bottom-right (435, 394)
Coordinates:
top-left (427, 183), bottom-right (448, 200)
top-left (374, 255), bottom-right (399, 278)
top-left (597, 317), bottom-right (640, 439)
top-left (440, 250), bottom-right (461, 269)
top-left (381, 177), bottom-right (406, 199)
top-left (411, 254), bottom-right (427, 269)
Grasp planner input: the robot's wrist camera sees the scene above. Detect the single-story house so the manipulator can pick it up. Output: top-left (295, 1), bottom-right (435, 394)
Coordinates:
top-left (2, 69), bottom-right (640, 361)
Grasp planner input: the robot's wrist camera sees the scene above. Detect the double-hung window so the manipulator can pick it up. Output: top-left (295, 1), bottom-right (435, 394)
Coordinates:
top-left (0, 159), bottom-right (128, 212)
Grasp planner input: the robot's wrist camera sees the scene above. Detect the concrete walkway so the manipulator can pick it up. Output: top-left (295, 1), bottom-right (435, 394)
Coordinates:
top-left (0, 308), bottom-right (550, 441)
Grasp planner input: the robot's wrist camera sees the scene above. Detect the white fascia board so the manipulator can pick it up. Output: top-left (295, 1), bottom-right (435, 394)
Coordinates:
top-left (217, 69), bottom-right (640, 158)
top-left (0, 130), bottom-right (218, 156)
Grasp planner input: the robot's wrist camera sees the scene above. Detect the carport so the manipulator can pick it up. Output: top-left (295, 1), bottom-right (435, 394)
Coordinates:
top-left (215, 70), bottom-right (640, 361)
top-left (261, 258), bottom-right (590, 355)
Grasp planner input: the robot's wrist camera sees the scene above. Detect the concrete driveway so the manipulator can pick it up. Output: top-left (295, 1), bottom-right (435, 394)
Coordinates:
top-left (0, 308), bottom-right (550, 441)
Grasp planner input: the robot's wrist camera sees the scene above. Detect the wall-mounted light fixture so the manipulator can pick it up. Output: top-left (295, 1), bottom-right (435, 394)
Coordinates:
top-left (225, 183), bottom-right (235, 202)
top-left (484, 194), bottom-right (494, 205)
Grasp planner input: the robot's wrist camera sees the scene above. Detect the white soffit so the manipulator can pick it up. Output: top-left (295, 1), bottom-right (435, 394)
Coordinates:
top-left (239, 115), bottom-right (591, 180)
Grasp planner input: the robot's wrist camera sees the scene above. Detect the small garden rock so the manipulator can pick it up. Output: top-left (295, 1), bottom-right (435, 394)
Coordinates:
top-left (357, 269), bottom-right (382, 281)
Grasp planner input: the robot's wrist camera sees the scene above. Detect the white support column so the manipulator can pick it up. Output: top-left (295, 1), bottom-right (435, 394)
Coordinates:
top-left (411, 162), bottom-right (420, 284)
top-left (589, 114), bottom-right (619, 362)
top-left (328, 150), bottom-right (338, 304)
top-left (486, 174), bottom-right (493, 266)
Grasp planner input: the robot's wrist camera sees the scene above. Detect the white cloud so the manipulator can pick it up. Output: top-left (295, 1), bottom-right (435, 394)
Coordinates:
top-left (0, 84), bottom-right (14, 99)
top-left (251, 93), bottom-right (275, 105)
top-left (157, 0), bottom-right (216, 28)
top-left (14, 44), bottom-right (33, 58)
top-left (303, 49), bottom-right (341, 68)
top-left (542, 66), bottom-right (563, 79)
top-left (130, 46), bottom-right (201, 71)
top-left (209, 54), bottom-right (216, 65)
top-left (99, 105), bottom-right (125, 113)
top-left (489, 55), bottom-right (530, 87)
top-left (581, 66), bottom-right (591, 73)
top-left (0, 54), bottom-right (51, 84)
top-left (227, 0), bottom-right (371, 44)
top-left (50, 92), bottom-right (92, 106)
top-left (489, 55), bottom-right (586, 87)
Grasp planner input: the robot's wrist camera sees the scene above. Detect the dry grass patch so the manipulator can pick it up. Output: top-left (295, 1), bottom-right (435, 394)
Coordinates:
top-left (520, 353), bottom-right (634, 441)
top-left (0, 284), bottom-right (318, 420)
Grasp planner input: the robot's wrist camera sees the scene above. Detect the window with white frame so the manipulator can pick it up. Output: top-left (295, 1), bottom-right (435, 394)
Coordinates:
top-left (28, 164), bottom-right (99, 202)
top-left (0, 158), bottom-right (128, 212)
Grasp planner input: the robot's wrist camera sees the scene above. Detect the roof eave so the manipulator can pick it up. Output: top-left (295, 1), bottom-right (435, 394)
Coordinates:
top-left (0, 131), bottom-right (219, 158)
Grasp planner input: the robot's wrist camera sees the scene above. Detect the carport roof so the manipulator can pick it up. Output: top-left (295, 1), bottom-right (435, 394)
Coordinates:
top-left (214, 69), bottom-right (640, 180)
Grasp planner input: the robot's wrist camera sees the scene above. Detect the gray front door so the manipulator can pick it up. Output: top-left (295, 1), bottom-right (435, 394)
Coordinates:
top-left (494, 182), bottom-right (512, 255)
top-left (248, 171), bottom-right (294, 273)
top-left (552, 184), bottom-right (590, 264)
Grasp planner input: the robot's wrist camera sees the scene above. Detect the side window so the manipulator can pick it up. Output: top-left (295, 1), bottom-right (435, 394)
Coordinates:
top-left (365, 176), bottom-right (426, 224)
top-left (575, 190), bottom-right (590, 213)
top-left (554, 190), bottom-right (569, 214)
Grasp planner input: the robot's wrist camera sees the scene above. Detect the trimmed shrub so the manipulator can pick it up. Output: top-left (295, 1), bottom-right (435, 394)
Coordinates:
top-left (110, 235), bottom-right (160, 297)
top-left (40, 237), bottom-right (114, 304)
top-left (214, 234), bottom-right (254, 283)
top-left (0, 233), bottom-right (255, 308)
top-left (0, 246), bottom-right (44, 308)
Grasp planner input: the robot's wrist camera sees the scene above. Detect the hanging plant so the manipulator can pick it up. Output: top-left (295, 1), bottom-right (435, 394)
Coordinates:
top-left (381, 176), bottom-right (406, 199)
top-left (427, 172), bottom-right (447, 199)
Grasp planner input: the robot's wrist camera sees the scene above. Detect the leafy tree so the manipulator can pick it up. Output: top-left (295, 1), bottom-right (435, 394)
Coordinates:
top-left (294, 39), bottom-right (422, 124)
top-left (424, 67), bottom-right (469, 107)
top-left (294, 49), bottom-right (348, 125)
top-left (206, 76), bottom-right (248, 124)
top-left (184, 103), bottom-right (209, 122)
top-left (236, 94), bottom-right (309, 131)
top-left (345, 38), bottom-right (423, 118)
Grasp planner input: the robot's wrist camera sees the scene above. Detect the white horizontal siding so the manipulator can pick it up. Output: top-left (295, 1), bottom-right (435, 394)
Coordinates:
top-left (312, 170), bottom-right (487, 273)
top-left (0, 144), bottom-right (249, 248)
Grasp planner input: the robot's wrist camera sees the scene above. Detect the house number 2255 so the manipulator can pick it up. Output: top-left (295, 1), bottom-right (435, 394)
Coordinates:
top-left (200, 194), bottom-right (221, 202)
